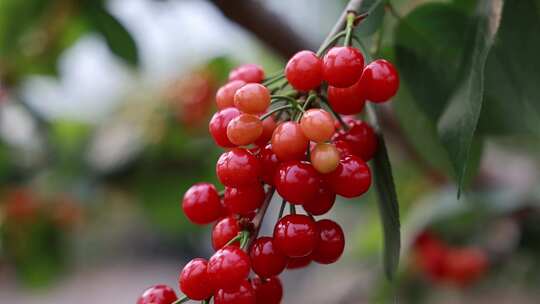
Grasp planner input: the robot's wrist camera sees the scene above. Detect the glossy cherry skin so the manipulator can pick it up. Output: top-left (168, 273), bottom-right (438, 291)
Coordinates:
top-left (286, 255), bottom-right (312, 269)
top-left (327, 79), bottom-right (366, 115)
top-left (303, 183), bottom-right (336, 216)
top-left (207, 246), bottom-right (251, 291)
top-left (182, 183), bottom-right (222, 225)
top-left (332, 139), bottom-right (354, 159)
top-left (252, 276), bottom-right (283, 304)
top-left (216, 80), bottom-right (246, 110)
top-left (445, 247), bottom-right (488, 286)
top-left (275, 161), bottom-right (321, 204)
top-left (223, 183), bottom-right (265, 215)
top-left (258, 144), bottom-right (281, 185)
top-left (300, 109), bottom-right (335, 142)
top-left (234, 83), bottom-right (270, 114)
top-left (212, 216), bottom-right (241, 250)
top-left (271, 121), bottom-right (309, 161)
top-left (273, 214), bottom-right (319, 257)
top-left (179, 258), bottom-right (213, 300)
top-left (255, 115), bottom-right (277, 147)
top-left (216, 148), bottom-right (261, 187)
top-left (311, 219), bottom-right (345, 264)
top-left (226, 113), bottom-right (263, 146)
top-left (214, 280), bottom-right (256, 304)
top-left (360, 59), bottom-right (399, 103)
top-left (209, 108), bottom-right (241, 148)
top-left (310, 143), bottom-right (340, 174)
top-left (323, 155), bottom-right (371, 198)
top-left (285, 50), bottom-right (323, 91)
top-left (137, 284), bottom-right (178, 304)
top-left (229, 64), bottom-right (265, 83)
top-left (333, 120), bottom-right (377, 161)
top-left (249, 237), bottom-right (288, 278)
top-left (323, 46), bottom-right (365, 88)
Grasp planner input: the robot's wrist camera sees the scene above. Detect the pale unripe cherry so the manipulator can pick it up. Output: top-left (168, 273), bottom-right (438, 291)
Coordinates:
top-left (227, 114), bottom-right (263, 146)
top-left (311, 143), bottom-right (340, 174)
top-left (234, 83), bottom-right (271, 114)
top-left (300, 109), bottom-right (335, 142)
top-left (216, 80), bottom-right (246, 110)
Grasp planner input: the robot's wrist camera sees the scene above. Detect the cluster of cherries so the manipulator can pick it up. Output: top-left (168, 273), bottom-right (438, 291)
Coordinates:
top-left (413, 231), bottom-right (489, 287)
top-left (138, 34), bottom-right (399, 304)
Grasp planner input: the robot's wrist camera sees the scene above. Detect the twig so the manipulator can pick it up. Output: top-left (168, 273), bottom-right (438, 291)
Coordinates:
top-left (247, 187), bottom-right (275, 246)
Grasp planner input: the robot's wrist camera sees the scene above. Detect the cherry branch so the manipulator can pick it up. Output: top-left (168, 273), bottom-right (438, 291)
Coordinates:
top-left (247, 187), bottom-right (275, 246)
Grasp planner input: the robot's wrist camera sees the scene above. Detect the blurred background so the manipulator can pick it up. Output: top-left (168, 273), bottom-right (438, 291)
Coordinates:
top-left (0, 0), bottom-right (539, 303)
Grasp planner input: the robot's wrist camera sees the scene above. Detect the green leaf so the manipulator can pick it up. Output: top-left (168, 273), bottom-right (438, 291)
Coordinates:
top-left (355, 0), bottom-right (385, 37)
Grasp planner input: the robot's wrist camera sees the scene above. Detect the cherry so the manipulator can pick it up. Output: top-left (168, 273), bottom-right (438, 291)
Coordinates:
top-left (234, 83), bottom-right (271, 114)
top-left (258, 144), bottom-right (281, 185)
top-left (310, 143), bottom-right (340, 174)
top-left (285, 50), bottom-right (323, 91)
top-left (445, 248), bottom-right (488, 286)
top-left (255, 115), bottom-right (277, 147)
top-left (414, 232), bottom-right (450, 281)
top-left (227, 113), bottom-right (263, 146)
top-left (300, 109), bottom-right (335, 142)
top-left (323, 46), bottom-right (364, 88)
top-left (360, 59), bottom-right (399, 103)
top-left (333, 119), bottom-right (377, 161)
top-left (209, 108), bottom-right (241, 148)
top-left (216, 148), bottom-right (261, 187)
top-left (252, 276), bottom-right (283, 304)
top-left (137, 285), bottom-right (178, 304)
top-left (303, 183), bottom-right (336, 216)
top-left (273, 214), bottom-right (319, 257)
top-left (327, 79), bottom-right (366, 115)
top-left (249, 237), bottom-right (288, 278)
top-left (229, 64), bottom-right (265, 83)
top-left (223, 183), bottom-right (265, 215)
top-left (311, 219), bottom-right (345, 264)
top-left (179, 258), bottom-right (213, 300)
top-left (212, 216), bottom-right (241, 250)
top-left (182, 183), bottom-right (222, 225)
top-left (207, 246), bottom-right (251, 290)
top-left (271, 121), bottom-right (309, 161)
top-left (275, 161), bottom-right (320, 204)
top-left (216, 80), bottom-right (246, 110)
top-left (286, 255), bottom-right (312, 269)
top-left (332, 139), bottom-right (354, 159)
top-left (323, 155), bottom-right (371, 198)
top-left (214, 280), bottom-right (256, 304)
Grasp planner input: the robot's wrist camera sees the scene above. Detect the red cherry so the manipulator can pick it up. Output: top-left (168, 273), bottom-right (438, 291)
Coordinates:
top-left (182, 183), bottom-right (222, 225)
top-left (249, 237), bottom-right (288, 278)
top-left (360, 59), bottom-right (399, 103)
top-left (226, 113), bottom-right (263, 146)
top-left (323, 155), bottom-right (371, 198)
top-left (229, 64), bottom-right (265, 83)
top-left (327, 79), bottom-right (366, 115)
top-left (286, 255), bottom-right (312, 269)
top-left (322, 46), bottom-right (364, 88)
top-left (300, 109), bottom-right (335, 142)
top-left (332, 139), bottom-right (354, 159)
top-left (216, 148), bottom-right (261, 187)
top-left (255, 115), bottom-right (277, 147)
top-left (216, 80), bottom-right (246, 110)
top-left (414, 232), bottom-right (450, 281)
top-left (234, 83), bottom-right (270, 114)
top-left (214, 280), bottom-right (256, 304)
top-left (303, 183), bottom-right (336, 216)
top-left (445, 248), bottom-right (488, 287)
top-left (275, 161), bottom-right (320, 204)
top-left (311, 219), bottom-right (345, 264)
top-left (137, 285), bottom-right (178, 304)
top-left (179, 258), bottom-right (213, 300)
top-left (209, 108), bottom-right (241, 148)
top-left (252, 276), bottom-right (283, 304)
top-left (271, 121), bottom-right (309, 161)
top-left (273, 214), bottom-right (319, 257)
top-left (333, 120), bottom-right (377, 161)
top-left (223, 184), bottom-right (265, 215)
top-left (207, 246), bottom-right (251, 290)
top-left (258, 144), bottom-right (281, 185)
top-left (212, 216), bottom-right (241, 250)
top-left (285, 50), bottom-right (323, 91)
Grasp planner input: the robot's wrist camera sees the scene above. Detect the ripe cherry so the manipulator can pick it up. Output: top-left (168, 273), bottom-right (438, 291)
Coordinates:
top-left (300, 109), bottom-right (335, 142)
top-left (207, 246), bottom-right (251, 290)
top-left (137, 285), bottom-right (178, 304)
top-left (324, 155), bottom-right (371, 198)
top-left (258, 144), bottom-right (280, 185)
top-left (286, 255), bottom-right (312, 269)
top-left (445, 248), bottom-right (488, 286)
top-left (333, 120), bottom-right (377, 161)
top-left (327, 80), bottom-right (366, 115)
top-left (275, 161), bottom-right (320, 204)
top-left (285, 50), bottom-right (323, 91)
top-left (310, 143), bottom-right (340, 174)
top-left (182, 183), bottom-right (222, 225)
top-left (360, 59), bottom-right (399, 103)
top-left (271, 121), bottom-right (309, 161)
top-left (226, 114), bottom-right (263, 146)
top-left (311, 219), bottom-right (345, 264)
top-left (249, 237), bottom-right (288, 278)
top-left (214, 279), bottom-right (256, 304)
top-left (273, 214), bottom-right (319, 257)
top-left (414, 232), bottom-right (450, 281)
top-left (323, 46), bottom-right (364, 88)
top-left (252, 276), bottom-right (283, 304)
top-left (216, 80), bottom-right (246, 110)
top-left (303, 183), bottom-right (336, 216)
top-left (332, 139), bottom-right (354, 159)
top-left (212, 216), bottom-right (241, 250)
top-left (209, 108), bottom-right (241, 148)
top-left (216, 148), bottom-right (261, 187)
top-left (234, 83), bottom-right (270, 114)
top-left (229, 64), bottom-right (265, 83)
top-left (223, 183), bottom-right (265, 215)
top-left (179, 258), bottom-right (213, 300)
top-left (255, 115), bottom-right (277, 147)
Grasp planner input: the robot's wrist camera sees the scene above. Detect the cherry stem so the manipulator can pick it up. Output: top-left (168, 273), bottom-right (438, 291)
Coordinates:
top-left (344, 12), bottom-right (356, 47)
top-left (262, 73), bottom-right (285, 86)
top-left (289, 203), bottom-right (296, 215)
top-left (260, 104), bottom-right (293, 120)
top-left (247, 187), bottom-right (276, 247)
top-left (224, 231), bottom-right (247, 247)
top-left (316, 30), bottom-right (346, 57)
top-left (171, 296), bottom-right (190, 304)
top-left (278, 199), bottom-right (287, 220)
top-left (239, 230), bottom-right (251, 250)
top-left (319, 95), bottom-right (350, 131)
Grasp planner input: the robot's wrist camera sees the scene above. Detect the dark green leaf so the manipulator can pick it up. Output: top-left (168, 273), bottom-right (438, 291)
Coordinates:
top-left (355, 0), bottom-right (385, 37)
